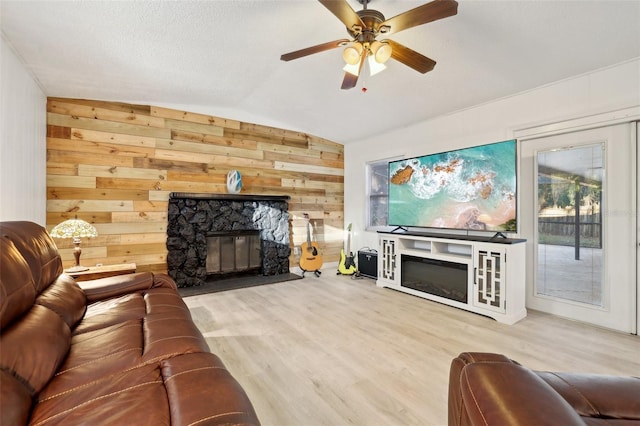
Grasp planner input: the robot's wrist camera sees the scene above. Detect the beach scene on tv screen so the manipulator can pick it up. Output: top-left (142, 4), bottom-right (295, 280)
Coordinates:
top-left (389, 140), bottom-right (517, 232)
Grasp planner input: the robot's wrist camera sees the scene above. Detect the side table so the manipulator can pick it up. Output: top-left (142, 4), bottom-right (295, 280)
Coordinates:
top-left (67, 263), bottom-right (137, 282)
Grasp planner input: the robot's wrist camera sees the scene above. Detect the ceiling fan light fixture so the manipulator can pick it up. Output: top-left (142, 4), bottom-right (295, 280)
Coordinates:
top-left (342, 43), bottom-right (364, 65)
top-left (343, 62), bottom-right (360, 76)
top-left (367, 55), bottom-right (386, 76)
top-left (370, 40), bottom-right (392, 63)
top-left (281, 0), bottom-right (459, 89)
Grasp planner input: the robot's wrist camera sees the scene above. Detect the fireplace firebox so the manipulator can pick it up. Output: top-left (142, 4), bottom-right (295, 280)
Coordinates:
top-left (206, 230), bottom-right (261, 275)
top-left (401, 255), bottom-right (468, 303)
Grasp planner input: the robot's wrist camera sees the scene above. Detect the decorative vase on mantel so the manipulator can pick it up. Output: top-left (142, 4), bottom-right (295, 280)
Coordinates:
top-left (226, 170), bottom-right (242, 194)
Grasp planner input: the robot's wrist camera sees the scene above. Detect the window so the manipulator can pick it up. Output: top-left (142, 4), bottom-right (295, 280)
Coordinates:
top-left (366, 159), bottom-right (390, 229)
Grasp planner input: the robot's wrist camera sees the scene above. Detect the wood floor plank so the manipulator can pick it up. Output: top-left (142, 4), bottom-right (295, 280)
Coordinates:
top-left (184, 267), bottom-right (640, 426)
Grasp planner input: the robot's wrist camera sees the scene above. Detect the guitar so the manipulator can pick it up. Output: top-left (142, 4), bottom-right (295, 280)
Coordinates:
top-left (299, 213), bottom-right (323, 275)
top-left (338, 223), bottom-right (357, 275)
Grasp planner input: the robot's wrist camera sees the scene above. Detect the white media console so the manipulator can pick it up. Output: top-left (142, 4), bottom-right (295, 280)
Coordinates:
top-left (377, 231), bottom-right (527, 325)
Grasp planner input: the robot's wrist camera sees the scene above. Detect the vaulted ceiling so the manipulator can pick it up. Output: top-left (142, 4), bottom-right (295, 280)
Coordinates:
top-left (2, 1), bottom-right (639, 144)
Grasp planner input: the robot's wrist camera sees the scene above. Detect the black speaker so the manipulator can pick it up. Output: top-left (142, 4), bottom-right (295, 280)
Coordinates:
top-left (357, 249), bottom-right (378, 279)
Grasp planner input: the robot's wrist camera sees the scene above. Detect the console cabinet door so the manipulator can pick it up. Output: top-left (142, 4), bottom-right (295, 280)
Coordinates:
top-left (473, 246), bottom-right (506, 313)
top-left (379, 237), bottom-right (399, 284)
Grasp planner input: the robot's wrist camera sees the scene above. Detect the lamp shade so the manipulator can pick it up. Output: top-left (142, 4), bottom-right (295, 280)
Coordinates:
top-left (343, 62), bottom-right (361, 76)
top-left (50, 218), bottom-right (98, 239)
top-left (370, 41), bottom-right (392, 64)
top-left (342, 43), bottom-right (363, 65)
top-left (50, 217), bottom-right (98, 273)
top-left (368, 55), bottom-right (387, 76)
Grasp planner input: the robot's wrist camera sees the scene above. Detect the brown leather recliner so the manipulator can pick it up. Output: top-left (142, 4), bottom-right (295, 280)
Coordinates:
top-left (448, 352), bottom-right (640, 425)
top-left (0, 221), bottom-right (259, 425)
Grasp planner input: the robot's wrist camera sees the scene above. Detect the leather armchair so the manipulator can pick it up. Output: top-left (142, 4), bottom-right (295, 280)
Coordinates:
top-left (448, 352), bottom-right (640, 425)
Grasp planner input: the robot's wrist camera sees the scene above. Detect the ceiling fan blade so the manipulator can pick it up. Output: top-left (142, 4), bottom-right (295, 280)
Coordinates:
top-left (341, 72), bottom-right (359, 90)
top-left (281, 39), bottom-right (350, 62)
top-left (380, 0), bottom-right (458, 36)
top-left (386, 39), bottom-right (436, 74)
top-left (341, 52), bottom-right (366, 90)
top-left (318, 0), bottom-right (364, 32)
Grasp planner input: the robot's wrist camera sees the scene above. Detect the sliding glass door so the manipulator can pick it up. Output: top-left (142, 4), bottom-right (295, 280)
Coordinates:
top-left (536, 144), bottom-right (604, 306)
top-left (520, 124), bottom-right (636, 333)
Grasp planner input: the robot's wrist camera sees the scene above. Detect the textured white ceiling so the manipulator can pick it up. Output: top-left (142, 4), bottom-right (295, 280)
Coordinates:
top-left (2, 0), bottom-right (639, 144)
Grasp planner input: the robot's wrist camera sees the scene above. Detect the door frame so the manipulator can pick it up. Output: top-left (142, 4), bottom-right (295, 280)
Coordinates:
top-left (514, 106), bottom-right (640, 334)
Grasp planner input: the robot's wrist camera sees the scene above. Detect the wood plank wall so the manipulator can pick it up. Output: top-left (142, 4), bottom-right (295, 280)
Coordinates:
top-left (46, 98), bottom-right (344, 274)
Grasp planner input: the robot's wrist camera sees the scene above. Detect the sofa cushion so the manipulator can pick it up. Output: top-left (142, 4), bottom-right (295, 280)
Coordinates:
top-left (75, 291), bottom-right (147, 335)
top-left (36, 286), bottom-right (214, 423)
top-left (36, 274), bottom-right (87, 329)
top-left (33, 352), bottom-right (260, 425)
top-left (41, 288), bottom-right (208, 398)
top-left (1, 304), bottom-right (71, 393)
top-left (0, 235), bottom-right (36, 328)
top-left (39, 319), bottom-right (145, 403)
top-left (0, 221), bottom-right (62, 294)
top-left (141, 287), bottom-right (210, 361)
top-left (30, 362), bottom-right (171, 425)
top-left (0, 225), bottom-right (78, 424)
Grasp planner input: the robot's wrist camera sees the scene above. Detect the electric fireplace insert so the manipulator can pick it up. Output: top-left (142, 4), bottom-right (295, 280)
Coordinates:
top-left (401, 255), bottom-right (468, 303)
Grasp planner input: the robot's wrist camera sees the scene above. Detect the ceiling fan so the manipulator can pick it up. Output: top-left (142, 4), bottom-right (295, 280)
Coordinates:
top-left (280, 0), bottom-right (458, 90)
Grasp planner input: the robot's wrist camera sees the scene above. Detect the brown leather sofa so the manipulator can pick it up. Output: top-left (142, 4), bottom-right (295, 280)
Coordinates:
top-left (448, 352), bottom-right (640, 425)
top-left (0, 221), bottom-right (259, 425)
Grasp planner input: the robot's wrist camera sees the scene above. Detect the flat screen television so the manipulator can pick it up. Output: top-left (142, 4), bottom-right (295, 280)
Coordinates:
top-left (388, 139), bottom-right (517, 233)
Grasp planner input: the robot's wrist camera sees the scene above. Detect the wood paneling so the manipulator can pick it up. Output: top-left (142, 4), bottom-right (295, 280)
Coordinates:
top-left (46, 98), bottom-right (344, 273)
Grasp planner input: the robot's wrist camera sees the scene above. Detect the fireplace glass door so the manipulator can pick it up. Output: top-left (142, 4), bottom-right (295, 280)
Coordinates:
top-left (206, 231), bottom-right (261, 274)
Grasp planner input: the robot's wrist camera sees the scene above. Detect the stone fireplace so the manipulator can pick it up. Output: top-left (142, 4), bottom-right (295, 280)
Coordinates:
top-left (166, 192), bottom-right (291, 288)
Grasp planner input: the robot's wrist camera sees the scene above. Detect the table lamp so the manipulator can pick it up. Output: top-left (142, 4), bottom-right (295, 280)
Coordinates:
top-left (49, 216), bottom-right (98, 272)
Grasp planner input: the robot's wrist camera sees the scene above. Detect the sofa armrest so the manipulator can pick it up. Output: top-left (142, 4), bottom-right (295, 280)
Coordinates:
top-left (449, 352), bottom-right (515, 425)
top-left (79, 272), bottom-right (178, 303)
top-left (458, 361), bottom-right (586, 426)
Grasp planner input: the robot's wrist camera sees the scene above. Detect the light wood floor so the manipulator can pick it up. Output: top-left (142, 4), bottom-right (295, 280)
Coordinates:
top-left (184, 267), bottom-right (639, 426)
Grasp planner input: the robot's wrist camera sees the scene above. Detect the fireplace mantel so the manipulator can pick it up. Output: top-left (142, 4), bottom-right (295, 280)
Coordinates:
top-left (170, 192), bottom-right (290, 202)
